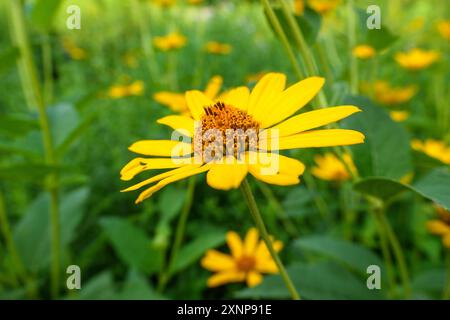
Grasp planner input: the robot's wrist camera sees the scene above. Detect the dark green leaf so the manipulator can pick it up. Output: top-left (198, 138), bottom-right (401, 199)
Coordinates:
top-left (119, 270), bottom-right (165, 300)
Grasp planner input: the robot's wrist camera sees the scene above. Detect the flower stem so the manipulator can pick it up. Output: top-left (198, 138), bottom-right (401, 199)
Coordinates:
top-left (240, 179), bottom-right (300, 300)
top-left (347, 0), bottom-right (358, 94)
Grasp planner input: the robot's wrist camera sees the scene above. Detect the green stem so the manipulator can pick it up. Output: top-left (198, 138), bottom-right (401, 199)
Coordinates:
top-left (303, 172), bottom-right (330, 219)
top-left (42, 33), bottom-right (53, 105)
top-left (240, 179), bottom-right (300, 300)
top-left (347, 0), bottom-right (358, 94)
top-left (260, 0), bottom-right (304, 79)
top-left (8, 0), bottom-right (60, 299)
top-left (158, 176), bottom-right (196, 292)
top-left (443, 250), bottom-right (450, 300)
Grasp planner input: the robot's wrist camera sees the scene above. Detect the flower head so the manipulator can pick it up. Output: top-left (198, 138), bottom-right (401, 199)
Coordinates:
top-left (437, 20), bottom-right (450, 41)
top-left (201, 228), bottom-right (282, 287)
top-left (62, 38), bottom-right (87, 60)
top-left (154, 75), bottom-right (223, 114)
top-left (205, 41), bottom-right (233, 55)
top-left (427, 206), bottom-right (450, 249)
top-left (108, 80), bottom-right (144, 99)
top-left (294, 0), bottom-right (305, 16)
top-left (307, 0), bottom-right (341, 15)
top-left (352, 45), bottom-right (375, 60)
top-left (152, 0), bottom-right (176, 8)
top-left (153, 32), bottom-right (187, 51)
top-left (312, 153), bottom-right (355, 181)
top-left (373, 81), bottom-right (417, 105)
top-left (411, 139), bottom-right (450, 165)
top-left (121, 73), bottom-right (364, 203)
top-left (389, 110), bottom-right (409, 122)
top-left (395, 48), bottom-right (439, 70)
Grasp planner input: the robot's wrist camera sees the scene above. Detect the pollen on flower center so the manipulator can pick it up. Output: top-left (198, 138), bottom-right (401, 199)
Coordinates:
top-left (194, 101), bottom-right (260, 162)
top-left (236, 255), bottom-right (256, 272)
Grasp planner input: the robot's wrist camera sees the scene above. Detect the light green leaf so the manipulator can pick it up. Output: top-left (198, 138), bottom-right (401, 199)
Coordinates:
top-left (0, 47), bottom-right (20, 76)
top-left (119, 270), bottom-right (165, 300)
top-left (31, 0), bottom-right (63, 31)
top-left (76, 271), bottom-right (117, 300)
top-left (48, 103), bottom-right (80, 148)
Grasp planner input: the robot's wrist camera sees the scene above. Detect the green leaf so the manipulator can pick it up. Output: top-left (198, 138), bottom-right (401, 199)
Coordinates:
top-left (100, 217), bottom-right (163, 275)
top-left (412, 269), bottom-right (446, 297)
top-left (76, 271), bottom-right (117, 300)
top-left (170, 230), bottom-right (226, 275)
top-left (48, 103), bottom-right (80, 148)
top-left (0, 113), bottom-right (37, 137)
top-left (0, 163), bottom-right (58, 181)
top-left (354, 168), bottom-right (450, 210)
top-left (294, 235), bottom-right (385, 278)
top-left (342, 95), bottom-right (412, 180)
top-left (282, 185), bottom-right (313, 217)
top-left (119, 270), bottom-right (165, 300)
top-left (0, 47), bottom-right (20, 76)
top-left (31, 0), bottom-right (63, 31)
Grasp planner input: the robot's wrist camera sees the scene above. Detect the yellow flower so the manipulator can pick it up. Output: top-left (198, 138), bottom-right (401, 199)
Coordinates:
top-left (108, 81), bottom-right (144, 99)
top-left (205, 41), bottom-right (233, 55)
top-left (437, 20), bottom-right (450, 41)
top-left (294, 0), bottom-right (305, 16)
top-left (373, 81), bottom-right (417, 105)
top-left (411, 139), bottom-right (450, 165)
top-left (395, 48), bottom-right (439, 70)
top-left (154, 75), bottom-right (223, 114)
top-left (152, 0), bottom-right (176, 7)
top-left (62, 38), bottom-right (87, 60)
top-left (121, 73), bottom-right (364, 203)
top-left (427, 206), bottom-right (450, 249)
top-left (408, 17), bottom-right (424, 31)
top-left (153, 32), bottom-right (187, 51)
top-left (352, 45), bottom-right (376, 60)
top-left (123, 52), bottom-right (138, 68)
top-left (188, 0), bottom-right (203, 4)
top-left (201, 228), bottom-right (283, 287)
top-left (312, 153), bottom-right (355, 181)
top-left (389, 111), bottom-right (409, 122)
top-left (307, 0), bottom-right (341, 15)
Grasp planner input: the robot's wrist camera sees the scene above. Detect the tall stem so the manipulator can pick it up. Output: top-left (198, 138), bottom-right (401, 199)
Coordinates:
top-left (240, 179), bottom-right (300, 300)
top-left (347, 0), bottom-right (358, 94)
top-left (7, 0), bottom-right (60, 299)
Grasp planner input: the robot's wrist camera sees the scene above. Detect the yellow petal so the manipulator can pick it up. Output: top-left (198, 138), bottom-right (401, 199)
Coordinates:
top-left (157, 115), bottom-right (195, 137)
top-left (206, 160), bottom-right (248, 190)
top-left (185, 90), bottom-right (213, 120)
top-left (226, 231), bottom-right (244, 259)
top-left (120, 157), bottom-right (189, 181)
top-left (263, 77), bottom-right (325, 127)
top-left (247, 73), bottom-right (286, 121)
top-left (221, 86), bottom-right (250, 111)
top-left (261, 129), bottom-right (365, 150)
top-left (201, 249), bottom-right (236, 272)
top-left (246, 271), bottom-right (263, 287)
top-left (443, 233), bottom-right (450, 249)
top-left (203, 75), bottom-right (223, 100)
top-left (427, 220), bottom-right (450, 235)
top-left (255, 239), bottom-right (283, 259)
top-left (256, 259), bottom-right (278, 274)
top-left (269, 106), bottom-right (361, 137)
top-left (135, 164), bottom-right (212, 203)
top-left (153, 92), bottom-right (187, 113)
top-left (129, 140), bottom-right (193, 157)
top-left (244, 228), bottom-right (259, 255)
top-left (206, 271), bottom-right (246, 287)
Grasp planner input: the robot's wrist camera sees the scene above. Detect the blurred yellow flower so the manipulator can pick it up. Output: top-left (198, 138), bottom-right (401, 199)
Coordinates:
top-left (411, 139), bottom-right (450, 165)
top-left (122, 52), bottom-right (138, 68)
top-left (437, 20), bottom-right (450, 41)
top-left (389, 111), bottom-right (409, 122)
top-left (352, 45), bottom-right (375, 60)
top-left (395, 48), bottom-right (439, 70)
top-left (205, 41), bottom-right (233, 55)
top-left (108, 81), bottom-right (144, 99)
top-left (307, 0), bottom-right (341, 14)
top-left (407, 17), bottom-right (425, 31)
top-left (153, 32), bottom-right (187, 51)
top-left (152, 0), bottom-right (176, 7)
top-left (62, 38), bottom-right (87, 60)
top-left (246, 71), bottom-right (267, 84)
top-left (373, 81), bottom-right (417, 105)
top-left (121, 73), bottom-right (364, 203)
top-left (201, 228), bottom-right (282, 287)
top-left (154, 75), bottom-right (223, 114)
top-left (294, 0), bottom-right (305, 16)
top-left (312, 153), bottom-right (355, 182)
top-left (427, 206), bottom-right (450, 249)
top-left (188, 0), bottom-right (204, 4)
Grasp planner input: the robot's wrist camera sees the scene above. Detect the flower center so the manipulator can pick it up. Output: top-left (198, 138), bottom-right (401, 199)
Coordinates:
top-left (236, 255), bottom-right (256, 272)
top-left (194, 102), bottom-right (260, 162)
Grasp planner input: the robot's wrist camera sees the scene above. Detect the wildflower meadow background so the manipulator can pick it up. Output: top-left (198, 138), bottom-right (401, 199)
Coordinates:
top-left (0, 0), bottom-right (449, 300)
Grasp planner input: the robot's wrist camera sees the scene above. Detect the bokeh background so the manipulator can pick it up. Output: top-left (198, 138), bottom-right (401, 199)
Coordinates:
top-left (0, 0), bottom-right (449, 299)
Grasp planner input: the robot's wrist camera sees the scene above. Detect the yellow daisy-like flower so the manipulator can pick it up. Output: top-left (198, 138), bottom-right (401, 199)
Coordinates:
top-left (205, 41), bottom-right (233, 55)
top-left (108, 81), bottom-right (144, 99)
top-left (294, 0), bottom-right (305, 16)
top-left (437, 20), bottom-right (450, 41)
top-left (154, 75), bottom-right (223, 115)
top-left (121, 73), bottom-right (364, 203)
top-left (373, 81), bottom-right (417, 105)
top-left (352, 45), bottom-right (376, 60)
top-left (62, 38), bottom-right (87, 60)
top-left (411, 139), bottom-right (450, 165)
top-left (389, 110), bottom-right (409, 122)
top-left (427, 206), bottom-right (450, 249)
top-left (312, 153), bottom-right (355, 182)
top-left (307, 0), bottom-right (341, 15)
top-left (187, 0), bottom-right (203, 5)
top-left (201, 228), bottom-right (282, 287)
top-left (153, 32), bottom-right (187, 51)
top-left (395, 48), bottom-right (440, 70)
top-left (152, 0), bottom-right (176, 7)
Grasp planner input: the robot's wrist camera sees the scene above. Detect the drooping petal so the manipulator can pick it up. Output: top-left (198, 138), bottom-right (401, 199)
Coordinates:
top-left (206, 160), bottom-right (248, 190)
top-left (120, 157), bottom-right (191, 181)
top-left (263, 77), bottom-right (325, 128)
top-left (128, 140), bottom-right (193, 157)
top-left (206, 271), bottom-right (246, 287)
top-left (269, 106), bottom-right (361, 137)
top-left (203, 75), bottom-right (223, 100)
top-left (153, 92), bottom-right (187, 113)
top-left (157, 115), bottom-right (196, 137)
top-left (247, 73), bottom-right (286, 121)
top-left (244, 228), bottom-right (259, 255)
top-left (201, 249), bottom-right (236, 272)
top-left (185, 90), bottom-right (214, 120)
top-left (246, 271), bottom-right (263, 287)
top-left (221, 86), bottom-right (250, 111)
top-left (255, 239), bottom-right (283, 260)
top-left (255, 258), bottom-right (278, 274)
top-left (226, 231), bottom-right (244, 259)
